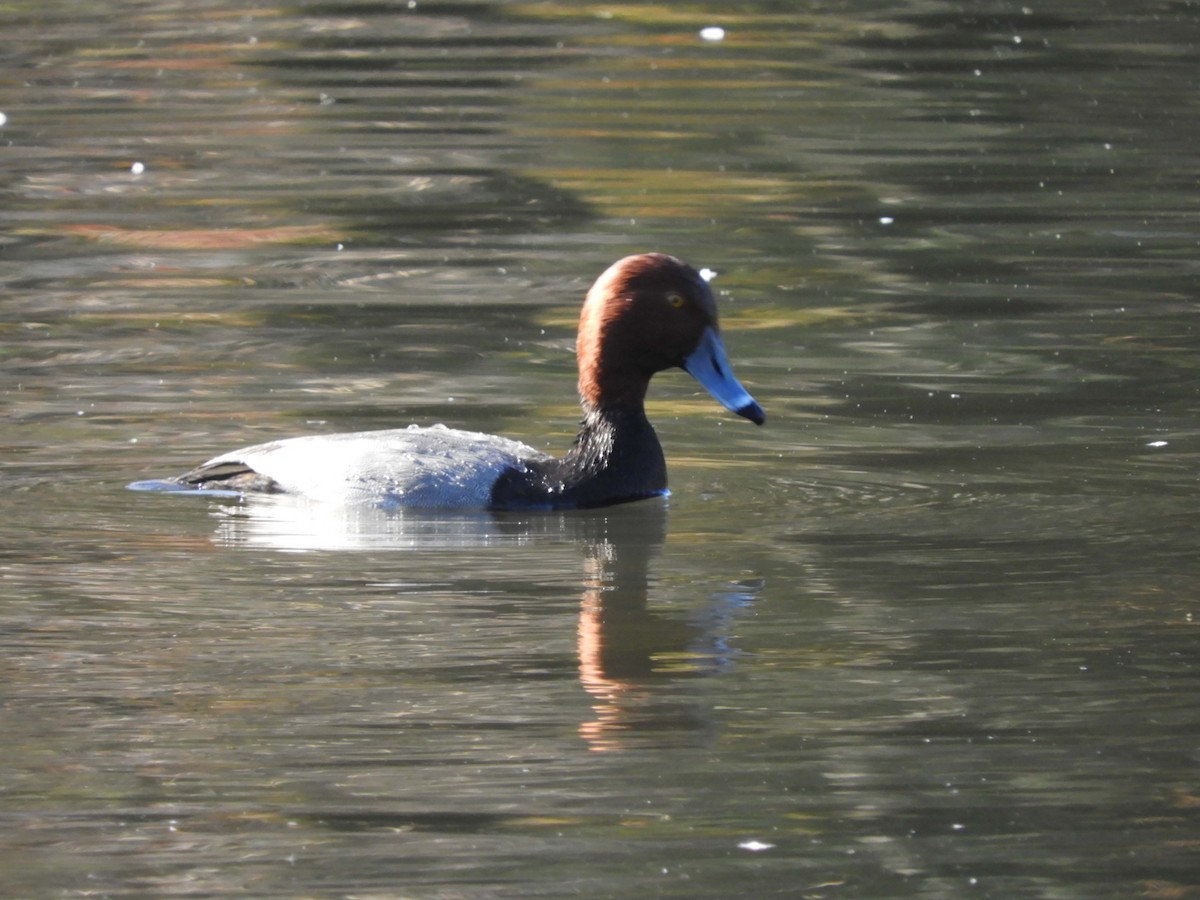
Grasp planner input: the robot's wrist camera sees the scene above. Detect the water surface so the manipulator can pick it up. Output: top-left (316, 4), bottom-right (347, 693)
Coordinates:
top-left (2, 2), bottom-right (1198, 897)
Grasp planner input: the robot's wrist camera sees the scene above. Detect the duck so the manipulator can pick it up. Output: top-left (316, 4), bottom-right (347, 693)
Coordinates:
top-left (129, 253), bottom-right (764, 510)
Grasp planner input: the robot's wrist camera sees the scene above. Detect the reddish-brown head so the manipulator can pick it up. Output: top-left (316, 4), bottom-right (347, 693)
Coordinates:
top-left (576, 253), bottom-right (763, 424)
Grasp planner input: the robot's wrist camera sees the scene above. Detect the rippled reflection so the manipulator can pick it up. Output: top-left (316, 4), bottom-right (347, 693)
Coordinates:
top-left (198, 493), bottom-right (760, 752)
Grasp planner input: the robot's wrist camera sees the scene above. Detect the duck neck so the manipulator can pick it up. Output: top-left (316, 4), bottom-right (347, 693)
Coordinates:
top-left (490, 403), bottom-right (667, 510)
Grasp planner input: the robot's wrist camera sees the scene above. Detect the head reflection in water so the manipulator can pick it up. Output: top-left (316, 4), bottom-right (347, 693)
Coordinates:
top-left (571, 505), bottom-right (761, 752)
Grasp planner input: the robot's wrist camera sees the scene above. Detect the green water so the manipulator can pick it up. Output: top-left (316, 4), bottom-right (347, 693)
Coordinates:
top-left (2, 2), bottom-right (1197, 897)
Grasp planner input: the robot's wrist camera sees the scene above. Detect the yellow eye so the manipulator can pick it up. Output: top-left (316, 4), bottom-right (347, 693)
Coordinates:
top-left (666, 292), bottom-right (686, 309)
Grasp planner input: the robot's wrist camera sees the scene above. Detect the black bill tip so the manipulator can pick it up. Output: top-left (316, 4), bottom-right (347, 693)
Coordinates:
top-left (737, 401), bottom-right (766, 426)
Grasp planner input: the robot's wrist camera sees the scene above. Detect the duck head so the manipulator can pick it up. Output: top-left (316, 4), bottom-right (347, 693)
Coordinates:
top-left (577, 253), bottom-right (765, 424)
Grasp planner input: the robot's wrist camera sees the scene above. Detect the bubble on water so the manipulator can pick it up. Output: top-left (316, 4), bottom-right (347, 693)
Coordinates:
top-left (131, 161), bottom-right (146, 175)
top-left (700, 26), bottom-right (725, 42)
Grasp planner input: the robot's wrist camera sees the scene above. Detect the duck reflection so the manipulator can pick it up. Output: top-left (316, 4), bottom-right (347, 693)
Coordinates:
top-left (564, 504), bottom-right (760, 751)
top-left (205, 495), bottom-right (759, 750)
